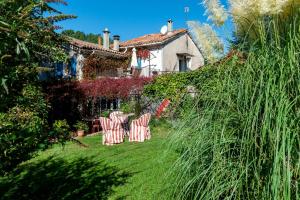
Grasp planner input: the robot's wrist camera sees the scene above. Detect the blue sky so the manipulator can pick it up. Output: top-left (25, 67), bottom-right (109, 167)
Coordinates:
top-left (52, 0), bottom-right (233, 48)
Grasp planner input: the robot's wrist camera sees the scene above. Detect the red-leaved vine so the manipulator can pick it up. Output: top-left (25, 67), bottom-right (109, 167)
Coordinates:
top-left (77, 77), bottom-right (153, 99)
top-left (44, 77), bottom-right (153, 123)
top-left (137, 49), bottom-right (150, 60)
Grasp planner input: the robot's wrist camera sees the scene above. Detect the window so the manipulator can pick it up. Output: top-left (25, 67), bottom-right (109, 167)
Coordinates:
top-left (179, 57), bottom-right (188, 72)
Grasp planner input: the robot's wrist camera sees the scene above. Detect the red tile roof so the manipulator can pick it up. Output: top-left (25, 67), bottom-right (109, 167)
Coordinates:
top-left (68, 37), bottom-right (101, 50)
top-left (120, 29), bottom-right (187, 47)
top-left (67, 37), bottom-right (127, 57)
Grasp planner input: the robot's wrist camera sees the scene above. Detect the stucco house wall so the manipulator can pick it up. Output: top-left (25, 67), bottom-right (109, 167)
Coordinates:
top-left (120, 25), bottom-right (205, 76)
top-left (139, 48), bottom-right (163, 76)
top-left (162, 33), bottom-right (204, 72)
top-left (135, 33), bottom-right (204, 76)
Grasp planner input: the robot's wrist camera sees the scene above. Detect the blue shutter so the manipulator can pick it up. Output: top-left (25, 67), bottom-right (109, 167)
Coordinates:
top-left (71, 56), bottom-right (77, 77)
top-left (56, 62), bottom-right (64, 78)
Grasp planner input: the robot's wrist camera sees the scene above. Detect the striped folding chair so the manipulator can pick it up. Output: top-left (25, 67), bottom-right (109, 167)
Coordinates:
top-left (110, 119), bottom-right (125, 144)
top-left (156, 99), bottom-right (171, 118)
top-left (129, 113), bottom-right (151, 142)
top-left (109, 111), bottom-right (124, 119)
top-left (110, 111), bottom-right (128, 135)
top-left (99, 117), bottom-right (113, 145)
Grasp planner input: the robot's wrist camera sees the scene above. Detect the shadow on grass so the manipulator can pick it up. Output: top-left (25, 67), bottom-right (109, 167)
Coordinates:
top-left (0, 156), bottom-right (131, 200)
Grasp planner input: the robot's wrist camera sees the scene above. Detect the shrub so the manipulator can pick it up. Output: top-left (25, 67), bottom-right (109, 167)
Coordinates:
top-left (50, 120), bottom-right (71, 144)
top-left (120, 101), bottom-right (135, 114)
top-left (0, 0), bottom-right (74, 174)
top-left (74, 121), bottom-right (89, 132)
top-left (143, 73), bottom-right (193, 100)
top-left (134, 101), bottom-right (142, 117)
top-left (143, 67), bottom-right (221, 119)
top-left (0, 107), bottom-right (47, 174)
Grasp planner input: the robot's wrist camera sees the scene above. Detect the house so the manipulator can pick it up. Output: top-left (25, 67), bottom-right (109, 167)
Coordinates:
top-left (47, 29), bottom-right (130, 81)
top-left (45, 31), bottom-right (131, 120)
top-left (120, 20), bottom-right (205, 77)
top-left (65, 30), bottom-right (130, 80)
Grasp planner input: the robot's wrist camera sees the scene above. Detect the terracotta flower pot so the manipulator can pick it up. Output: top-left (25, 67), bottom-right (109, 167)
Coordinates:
top-left (77, 130), bottom-right (85, 137)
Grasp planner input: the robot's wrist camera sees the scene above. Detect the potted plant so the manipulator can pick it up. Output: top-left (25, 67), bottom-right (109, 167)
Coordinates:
top-left (74, 121), bottom-right (89, 137)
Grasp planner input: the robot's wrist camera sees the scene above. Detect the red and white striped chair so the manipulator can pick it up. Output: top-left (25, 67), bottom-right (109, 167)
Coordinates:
top-left (129, 113), bottom-right (151, 142)
top-left (99, 117), bottom-right (112, 145)
top-left (100, 117), bottom-right (125, 145)
top-left (110, 119), bottom-right (125, 144)
top-left (109, 111), bottom-right (124, 119)
top-left (110, 111), bottom-right (128, 135)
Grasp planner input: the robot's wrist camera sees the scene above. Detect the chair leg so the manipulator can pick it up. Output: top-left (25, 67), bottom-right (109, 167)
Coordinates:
top-left (102, 134), bottom-right (106, 145)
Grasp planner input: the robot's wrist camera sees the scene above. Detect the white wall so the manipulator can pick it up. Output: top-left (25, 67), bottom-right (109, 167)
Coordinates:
top-left (139, 48), bottom-right (163, 76)
top-left (124, 33), bottom-right (204, 77)
top-left (162, 33), bottom-right (204, 71)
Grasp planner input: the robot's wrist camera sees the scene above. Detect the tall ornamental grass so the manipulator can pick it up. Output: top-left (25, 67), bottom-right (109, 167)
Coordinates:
top-left (167, 9), bottom-right (300, 200)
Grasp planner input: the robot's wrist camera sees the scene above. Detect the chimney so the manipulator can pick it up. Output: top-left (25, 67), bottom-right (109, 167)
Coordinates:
top-left (167, 19), bottom-right (173, 33)
top-left (98, 36), bottom-right (102, 48)
top-left (113, 35), bottom-right (120, 51)
top-left (103, 28), bottom-right (110, 49)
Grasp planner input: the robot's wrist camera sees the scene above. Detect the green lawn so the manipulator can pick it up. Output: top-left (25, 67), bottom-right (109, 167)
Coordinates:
top-left (0, 121), bottom-right (175, 200)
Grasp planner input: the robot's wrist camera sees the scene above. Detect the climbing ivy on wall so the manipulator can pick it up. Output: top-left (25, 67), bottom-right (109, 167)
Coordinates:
top-left (83, 54), bottom-right (130, 79)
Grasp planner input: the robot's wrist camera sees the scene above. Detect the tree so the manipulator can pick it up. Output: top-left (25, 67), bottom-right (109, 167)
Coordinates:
top-left (62, 29), bottom-right (101, 44)
top-left (62, 29), bottom-right (114, 44)
top-left (0, 0), bottom-right (76, 174)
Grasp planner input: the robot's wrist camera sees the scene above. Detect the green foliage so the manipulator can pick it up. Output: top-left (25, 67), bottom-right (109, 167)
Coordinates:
top-left (144, 73), bottom-right (192, 100)
top-left (101, 111), bottom-right (110, 118)
top-left (17, 85), bottom-right (49, 118)
top-left (0, 0), bottom-right (76, 111)
top-left (61, 29), bottom-right (114, 44)
top-left (62, 29), bottom-right (101, 44)
top-left (51, 120), bottom-right (71, 144)
top-left (0, 85), bottom-right (48, 175)
top-left (120, 101), bottom-right (135, 114)
top-left (143, 67), bottom-right (220, 119)
top-left (149, 118), bottom-right (172, 130)
top-left (134, 101), bottom-right (142, 117)
top-left (143, 68), bottom-right (218, 100)
top-left (167, 13), bottom-right (300, 200)
top-left (74, 121), bottom-right (89, 132)
top-left (0, 0), bottom-right (75, 174)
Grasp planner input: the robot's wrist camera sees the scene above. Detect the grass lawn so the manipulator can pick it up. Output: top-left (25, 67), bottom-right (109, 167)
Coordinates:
top-left (0, 120), bottom-right (175, 200)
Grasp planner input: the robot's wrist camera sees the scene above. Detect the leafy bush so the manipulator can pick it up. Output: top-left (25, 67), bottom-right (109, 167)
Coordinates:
top-left (0, 85), bottom-right (48, 175)
top-left (143, 72), bottom-right (195, 100)
top-left (50, 120), bottom-right (71, 144)
top-left (74, 121), bottom-right (89, 132)
top-left (134, 101), bottom-right (142, 117)
top-left (120, 101), bottom-right (135, 113)
top-left (0, 0), bottom-right (74, 174)
top-left (143, 67), bottom-right (220, 119)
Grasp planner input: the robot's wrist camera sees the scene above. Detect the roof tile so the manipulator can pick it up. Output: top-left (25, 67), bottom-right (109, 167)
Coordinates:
top-left (120, 29), bottom-right (187, 47)
top-left (67, 37), bottom-right (127, 56)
